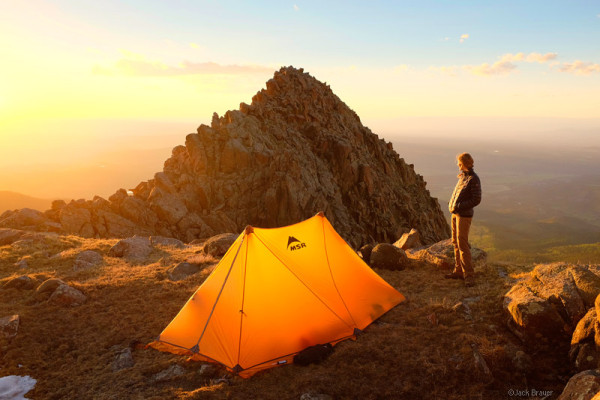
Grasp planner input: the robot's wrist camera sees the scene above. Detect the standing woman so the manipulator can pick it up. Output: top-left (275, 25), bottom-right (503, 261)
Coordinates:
top-left (446, 153), bottom-right (482, 287)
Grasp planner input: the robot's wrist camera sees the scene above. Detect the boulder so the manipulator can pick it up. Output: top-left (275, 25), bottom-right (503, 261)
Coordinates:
top-left (530, 263), bottom-right (586, 326)
top-left (202, 233), bottom-right (237, 257)
top-left (2, 276), bottom-right (36, 290)
top-left (0, 228), bottom-right (26, 246)
top-left (571, 267), bottom-right (600, 308)
top-left (358, 244), bottom-right (373, 264)
top-left (394, 228), bottom-right (421, 250)
top-left (503, 281), bottom-right (570, 346)
top-left (370, 243), bottom-right (409, 271)
top-left (108, 236), bottom-right (153, 262)
top-left (150, 236), bottom-right (186, 249)
top-left (0, 208), bottom-right (46, 228)
top-left (505, 264), bottom-right (600, 347)
top-left (572, 309), bottom-right (598, 345)
top-left (35, 278), bottom-right (66, 299)
top-left (73, 250), bottom-right (103, 270)
top-left (0, 314), bottom-right (20, 339)
top-left (558, 370), bottom-right (600, 400)
top-left (48, 284), bottom-right (86, 306)
top-left (406, 238), bottom-right (486, 269)
top-left (112, 348), bottom-right (134, 371)
top-left (167, 262), bottom-right (202, 281)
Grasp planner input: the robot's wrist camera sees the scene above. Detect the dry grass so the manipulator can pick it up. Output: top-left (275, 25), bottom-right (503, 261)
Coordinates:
top-left (0, 235), bottom-right (567, 399)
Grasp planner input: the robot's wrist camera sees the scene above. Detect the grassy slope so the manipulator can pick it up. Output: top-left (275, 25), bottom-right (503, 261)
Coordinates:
top-left (0, 235), bottom-right (567, 399)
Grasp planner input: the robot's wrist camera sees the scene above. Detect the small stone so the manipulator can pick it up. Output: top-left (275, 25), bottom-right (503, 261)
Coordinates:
top-left (512, 350), bottom-right (533, 374)
top-left (452, 302), bottom-right (472, 319)
top-left (112, 348), bottom-right (134, 371)
top-left (471, 343), bottom-right (493, 382)
top-left (73, 250), bottom-right (103, 270)
top-left (14, 257), bottom-right (30, 269)
top-left (300, 394), bottom-right (333, 400)
top-left (199, 364), bottom-right (217, 376)
top-left (393, 228), bottom-right (421, 250)
top-left (35, 278), bottom-right (66, 299)
top-left (152, 364), bottom-right (185, 382)
top-left (48, 284), bottom-right (86, 307)
top-left (202, 233), bottom-right (237, 257)
top-left (0, 315), bottom-right (20, 339)
top-left (427, 313), bottom-right (438, 326)
top-left (167, 262), bottom-right (202, 281)
top-left (150, 236), bottom-right (186, 249)
top-left (2, 276), bottom-right (35, 290)
top-left (108, 236), bottom-right (153, 262)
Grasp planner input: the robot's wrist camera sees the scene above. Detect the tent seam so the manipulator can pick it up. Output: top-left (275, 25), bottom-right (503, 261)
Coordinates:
top-left (194, 233), bottom-right (247, 350)
top-left (236, 234), bottom-right (249, 366)
top-left (321, 217), bottom-right (358, 328)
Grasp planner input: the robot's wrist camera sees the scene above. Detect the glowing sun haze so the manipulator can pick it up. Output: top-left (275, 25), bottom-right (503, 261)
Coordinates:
top-left (1, 0), bottom-right (599, 198)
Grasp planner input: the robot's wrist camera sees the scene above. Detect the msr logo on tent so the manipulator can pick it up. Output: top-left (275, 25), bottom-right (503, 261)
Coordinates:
top-left (287, 236), bottom-right (307, 251)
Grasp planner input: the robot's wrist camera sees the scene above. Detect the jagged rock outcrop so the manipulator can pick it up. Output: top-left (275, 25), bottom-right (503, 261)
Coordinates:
top-left (0, 67), bottom-right (450, 247)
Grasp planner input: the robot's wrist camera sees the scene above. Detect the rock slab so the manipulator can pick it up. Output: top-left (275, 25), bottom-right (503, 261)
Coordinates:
top-left (406, 238), bottom-right (486, 269)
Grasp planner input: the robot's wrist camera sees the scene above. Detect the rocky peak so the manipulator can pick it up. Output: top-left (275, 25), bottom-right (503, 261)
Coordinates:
top-left (1, 66), bottom-right (450, 247)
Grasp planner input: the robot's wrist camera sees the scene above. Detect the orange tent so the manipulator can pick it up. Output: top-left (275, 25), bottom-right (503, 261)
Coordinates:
top-left (151, 212), bottom-right (405, 377)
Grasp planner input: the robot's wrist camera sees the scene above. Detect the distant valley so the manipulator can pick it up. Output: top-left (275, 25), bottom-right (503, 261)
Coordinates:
top-left (393, 136), bottom-right (600, 263)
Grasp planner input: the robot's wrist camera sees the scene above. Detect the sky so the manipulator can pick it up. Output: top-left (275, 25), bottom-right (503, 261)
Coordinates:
top-left (1, 1), bottom-right (599, 197)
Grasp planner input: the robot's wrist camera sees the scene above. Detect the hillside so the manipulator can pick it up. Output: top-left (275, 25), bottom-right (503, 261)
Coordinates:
top-left (0, 230), bottom-right (567, 399)
top-left (0, 191), bottom-right (52, 215)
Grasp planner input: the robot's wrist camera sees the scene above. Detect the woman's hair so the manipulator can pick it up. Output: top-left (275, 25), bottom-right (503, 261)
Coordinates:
top-left (457, 152), bottom-right (474, 169)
